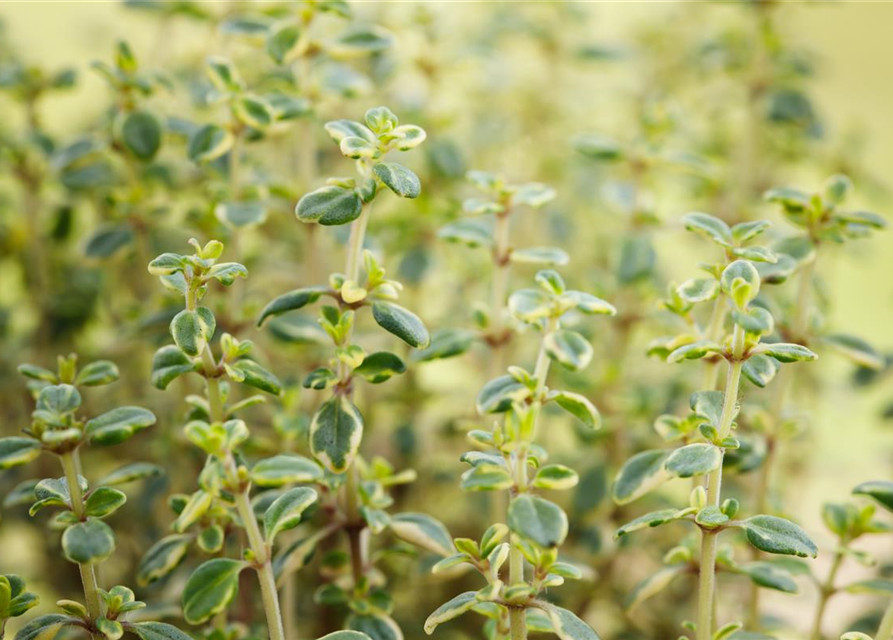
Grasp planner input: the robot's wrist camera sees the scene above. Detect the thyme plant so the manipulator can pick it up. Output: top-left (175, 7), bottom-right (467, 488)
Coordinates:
top-left (615, 244), bottom-right (820, 639)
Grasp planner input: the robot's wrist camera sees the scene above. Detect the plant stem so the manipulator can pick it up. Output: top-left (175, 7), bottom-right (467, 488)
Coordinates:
top-left (877, 598), bottom-right (893, 640)
top-left (697, 325), bottom-right (745, 640)
top-left (231, 472), bottom-right (285, 640)
top-left (508, 322), bottom-right (555, 640)
top-left (60, 451), bottom-right (103, 625)
top-left (490, 209), bottom-right (512, 377)
top-left (809, 544), bottom-right (845, 640)
top-left (345, 201), bottom-right (372, 285)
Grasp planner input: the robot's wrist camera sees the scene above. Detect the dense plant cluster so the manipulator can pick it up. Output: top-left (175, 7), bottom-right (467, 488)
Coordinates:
top-left (0, 3), bottom-right (891, 640)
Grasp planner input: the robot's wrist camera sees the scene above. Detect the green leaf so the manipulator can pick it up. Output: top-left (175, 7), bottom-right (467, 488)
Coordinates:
top-left (252, 454), bottom-right (323, 487)
top-left (742, 354), bottom-right (780, 388)
top-left (438, 219), bottom-right (492, 249)
top-left (267, 23), bottom-right (300, 65)
top-left (257, 286), bottom-right (327, 326)
top-left (330, 25), bottom-right (394, 55)
top-left (544, 330), bottom-right (593, 372)
top-left (62, 519), bottom-right (116, 564)
top-left (476, 375), bottom-right (529, 414)
top-left (677, 278), bottom-right (719, 304)
top-left (170, 309), bottom-right (214, 357)
top-left (353, 352), bottom-right (406, 383)
top-left (181, 558), bottom-right (246, 625)
top-left (0, 438), bottom-right (42, 470)
top-left (623, 565), bottom-right (686, 610)
top-left (17, 363), bottom-right (57, 383)
top-left (512, 182), bottom-right (556, 208)
top-left (96, 617), bottom-right (123, 640)
top-left (532, 464), bottom-right (579, 490)
top-left (731, 220), bottom-right (771, 244)
top-left (151, 346), bottom-right (196, 390)
top-left (667, 340), bottom-right (723, 364)
top-left (844, 578), bottom-right (893, 595)
top-left (36, 384), bottom-right (81, 417)
top-left (665, 443), bottom-right (721, 478)
top-left (389, 512), bottom-right (454, 556)
top-left (612, 450), bottom-right (671, 505)
top-left (117, 110), bottom-right (162, 161)
top-left (84, 487), bottom-right (127, 518)
top-left (854, 481), bottom-right (893, 512)
top-left (85, 407), bottom-right (156, 446)
top-left (683, 212), bottom-right (732, 247)
top-left (721, 260), bottom-right (761, 308)
top-left (137, 534), bottom-right (192, 585)
top-left (548, 390), bottom-right (601, 429)
top-left (412, 329), bottom-right (475, 363)
top-left (509, 288), bottom-right (552, 324)
top-left (741, 515), bottom-right (818, 558)
top-left (511, 247), bottom-right (569, 266)
top-left (264, 487), bottom-right (318, 545)
top-left (731, 308), bottom-right (774, 335)
top-left (371, 302), bottom-right (429, 349)
top-left (316, 634), bottom-right (371, 640)
top-left (126, 622), bottom-right (194, 640)
top-left (187, 124), bottom-right (234, 163)
top-left (695, 506), bottom-right (729, 528)
top-left (565, 290), bottom-right (616, 315)
top-left (233, 95), bottom-right (275, 130)
top-left (296, 186), bottom-right (363, 226)
top-left (346, 613), bottom-right (401, 640)
top-left (508, 494), bottom-right (568, 548)
top-left (822, 334), bottom-right (884, 370)
top-left (215, 201), bottom-right (267, 229)
top-left (227, 360), bottom-right (282, 395)
top-left (460, 464), bottom-right (514, 492)
top-left (615, 509), bottom-right (683, 539)
top-left (572, 133), bottom-right (622, 161)
top-left (391, 124), bottom-right (426, 151)
top-left (540, 603), bottom-right (600, 640)
top-left (373, 163), bottom-right (421, 199)
top-left (197, 525), bottom-right (224, 554)
top-left (324, 120), bottom-right (376, 144)
top-left (423, 592), bottom-right (477, 634)
top-left (739, 562), bottom-right (797, 593)
top-left (173, 490), bottom-right (213, 532)
top-left (75, 360), bottom-right (119, 387)
top-left (13, 614), bottom-right (80, 640)
top-left (752, 343), bottom-right (818, 363)
top-left (310, 396), bottom-right (364, 473)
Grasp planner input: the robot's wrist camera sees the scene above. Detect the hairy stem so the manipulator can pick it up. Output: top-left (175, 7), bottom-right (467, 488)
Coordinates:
top-left (61, 451), bottom-right (103, 626)
top-left (697, 325), bottom-right (745, 640)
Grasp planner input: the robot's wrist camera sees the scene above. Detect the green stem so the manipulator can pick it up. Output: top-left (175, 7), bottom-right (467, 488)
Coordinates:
top-left (508, 321), bottom-right (555, 640)
top-left (490, 209), bottom-right (511, 377)
top-left (877, 597), bottom-right (893, 640)
top-left (809, 545), bottom-right (845, 640)
top-left (60, 451), bottom-right (103, 624)
top-left (345, 200), bottom-right (372, 285)
top-left (231, 471), bottom-right (285, 640)
top-left (697, 325), bottom-right (745, 640)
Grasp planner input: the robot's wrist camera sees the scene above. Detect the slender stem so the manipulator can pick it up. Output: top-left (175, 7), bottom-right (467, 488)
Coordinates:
top-left (60, 451), bottom-right (103, 624)
top-left (231, 472), bottom-right (285, 640)
top-left (345, 201), bottom-right (372, 285)
top-left (877, 597), bottom-right (893, 640)
top-left (508, 321), bottom-right (555, 640)
top-left (490, 210), bottom-right (512, 377)
top-left (697, 325), bottom-right (745, 640)
top-left (809, 545), bottom-right (845, 640)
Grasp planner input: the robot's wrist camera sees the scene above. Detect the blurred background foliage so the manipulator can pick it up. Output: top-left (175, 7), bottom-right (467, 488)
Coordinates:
top-left (0, 2), bottom-right (892, 640)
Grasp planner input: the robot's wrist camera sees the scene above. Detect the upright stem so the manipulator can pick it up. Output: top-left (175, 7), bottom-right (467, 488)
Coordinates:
top-left (697, 325), bottom-right (745, 640)
top-left (701, 296), bottom-right (727, 391)
top-left (60, 451), bottom-right (103, 625)
top-left (809, 545), bottom-right (845, 640)
top-left (345, 201), bottom-right (372, 285)
top-left (877, 598), bottom-right (893, 640)
top-left (230, 460), bottom-right (285, 640)
top-left (508, 323), bottom-right (554, 640)
top-left (490, 209), bottom-right (512, 377)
